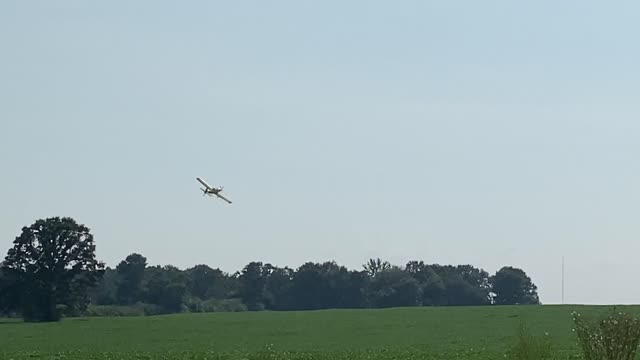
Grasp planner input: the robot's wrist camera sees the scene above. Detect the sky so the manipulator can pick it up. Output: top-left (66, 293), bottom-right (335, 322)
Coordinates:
top-left (2, 0), bottom-right (640, 305)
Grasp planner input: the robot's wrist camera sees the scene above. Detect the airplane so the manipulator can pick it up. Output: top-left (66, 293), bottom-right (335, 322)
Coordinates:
top-left (196, 177), bottom-right (232, 204)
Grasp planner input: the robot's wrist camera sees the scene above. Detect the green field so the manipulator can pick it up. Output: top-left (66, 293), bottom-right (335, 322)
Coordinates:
top-left (1, 305), bottom-right (636, 359)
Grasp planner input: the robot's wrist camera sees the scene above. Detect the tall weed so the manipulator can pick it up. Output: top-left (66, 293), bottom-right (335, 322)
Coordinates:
top-left (572, 308), bottom-right (640, 360)
top-left (505, 321), bottom-right (557, 360)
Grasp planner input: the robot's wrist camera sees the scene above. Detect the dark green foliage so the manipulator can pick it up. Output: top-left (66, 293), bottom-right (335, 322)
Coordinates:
top-left (2, 218), bottom-right (539, 316)
top-left (0, 265), bottom-right (19, 315)
top-left (455, 264), bottom-right (492, 292)
top-left (367, 266), bottom-right (422, 308)
top-left (186, 264), bottom-right (229, 300)
top-left (197, 298), bottom-right (247, 312)
top-left (290, 262), bottom-right (326, 310)
top-left (0, 268), bottom-right (5, 314)
top-left (491, 266), bottom-right (540, 305)
top-left (84, 304), bottom-right (147, 317)
top-left (338, 270), bottom-right (369, 309)
top-left (91, 267), bottom-right (119, 305)
top-left (116, 253), bottom-right (147, 305)
top-left (363, 258), bottom-right (391, 277)
top-left (238, 262), bottom-right (270, 310)
top-left (263, 266), bottom-right (294, 310)
top-left (290, 261), bottom-right (363, 310)
top-left (2, 217), bottom-right (105, 322)
top-left (405, 261), bottom-right (447, 306)
top-left (427, 264), bottom-right (492, 306)
top-left (143, 265), bottom-right (188, 313)
top-left (2, 252), bottom-right (540, 315)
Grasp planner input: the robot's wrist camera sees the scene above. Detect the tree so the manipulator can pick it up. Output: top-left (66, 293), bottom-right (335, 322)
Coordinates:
top-left (0, 265), bottom-right (17, 315)
top-left (455, 264), bottom-right (491, 293)
top-left (143, 265), bottom-right (188, 312)
top-left (363, 258), bottom-right (391, 277)
top-left (263, 266), bottom-right (294, 310)
top-left (490, 266), bottom-right (540, 305)
top-left (115, 253), bottom-right (147, 305)
top-left (290, 261), bottom-right (357, 310)
top-left (2, 217), bottom-right (104, 321)
top-left (335, 269), bottom-right (369, 309)
top-left (367, 266), bottom-right (422, 308)
top-left (0, 266), bottom-right (5, 314)
top-left (442, 275), bottom-right (490, 305)
top-left (431, 264), bottom-right (492, 305)
top-left (238, 262), bottom-right (270, 310)
top-left (91, 267), bottom-right (119, 305)
top-left (420, 273), bottom-right (447, 306)
top-left (185, 264), bottom-right (228, 300)
top-left (290, 262), bottom-right (326, 310)
top-left (405, 261), bottom-right (446, 306)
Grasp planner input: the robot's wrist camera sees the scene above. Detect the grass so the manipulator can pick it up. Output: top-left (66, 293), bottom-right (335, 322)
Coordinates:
top-left (2, 305), bottom-right (640, 359)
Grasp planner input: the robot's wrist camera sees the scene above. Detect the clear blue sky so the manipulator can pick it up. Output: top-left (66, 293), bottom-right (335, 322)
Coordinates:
top-left (2, 1), bottom-right (640, 305)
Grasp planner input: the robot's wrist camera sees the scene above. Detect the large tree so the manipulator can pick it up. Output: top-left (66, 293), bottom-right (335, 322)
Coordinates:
top-left (490, 266), bottom-right (540, 305)
top-left (363, 258), bottom-right (391, 277)
top-left (290, 261), bottom-right (356, 310)
top-left (263, 266), bottom-right (294, 310)
top-left (367, 266), bottom-right (423, 308)
top-left (115, 253), bottom-right (147, 304)
top-left (185, 264), bottom-right (228, 300)
top-left (143, 265), bottom-right (187, 312)
top-left (405, 261), bottom-right (446, 306)
top-left (91, 267), bottom-right (119, 305)
top-left (0, 265), bottom-right (16, 315)
top-left (431, 264), bottom-right (492, 305)
top-left (238, 262), bottom-right (270, 311)
top-left (0, 266), bottom-right (5, 314)
top-left (2, 217), bottom-right (105, 321)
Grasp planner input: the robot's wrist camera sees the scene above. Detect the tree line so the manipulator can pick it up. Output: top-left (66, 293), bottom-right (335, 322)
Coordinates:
top-left (0, 217), bottom-right (540, 322)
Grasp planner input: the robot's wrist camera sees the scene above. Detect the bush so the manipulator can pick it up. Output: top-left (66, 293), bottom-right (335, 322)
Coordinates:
top-left (572, 307), bottom-right (640, 360)
top-left (141, 303), bottom-right (172, 316)
top-left (84, 299), bottom-right (247, 317)
top-left (200, 298), bottom-right (247, 312)
top-left (84, 303), bottom-right (175, 317)
top-left (57, 304), bottom-right (86, 318)
top-left (85, 304), bottom-right (146, 317)
top-left (505, 322), bottom-right (556, 360)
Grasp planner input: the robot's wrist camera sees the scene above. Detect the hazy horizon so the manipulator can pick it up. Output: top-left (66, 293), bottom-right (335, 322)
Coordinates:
top-left (3, 1), bottom-right (640, 305)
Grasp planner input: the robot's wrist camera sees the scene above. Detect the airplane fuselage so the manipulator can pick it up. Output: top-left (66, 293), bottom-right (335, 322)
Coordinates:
top-left (196, 177), bottom-right (232, 204)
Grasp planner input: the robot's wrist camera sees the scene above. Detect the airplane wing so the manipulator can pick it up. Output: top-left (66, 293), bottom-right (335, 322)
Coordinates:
top-left (216, 194), bottom-right (232, 204)
top-left (196, 177), bottom-right (212, 189)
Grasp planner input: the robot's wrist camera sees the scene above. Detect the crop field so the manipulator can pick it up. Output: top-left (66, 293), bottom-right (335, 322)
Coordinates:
top-left (1, 305), bottom-right (637, 359)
